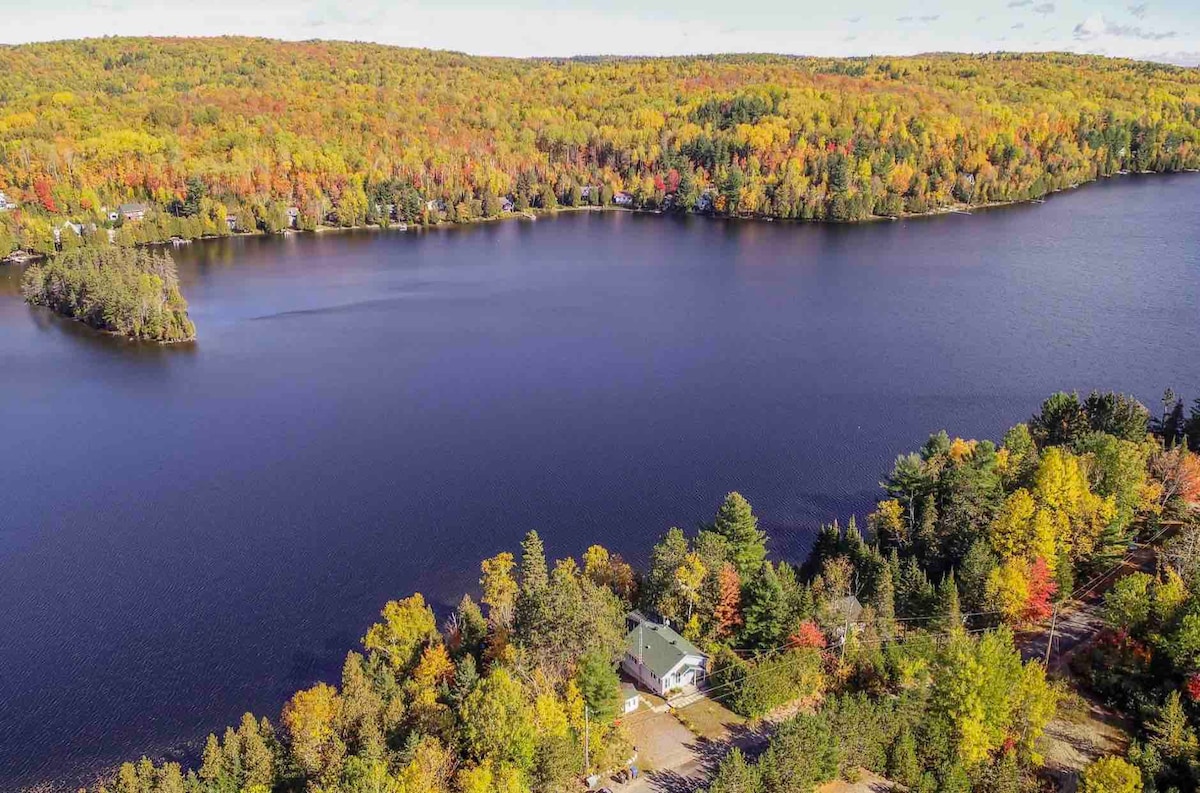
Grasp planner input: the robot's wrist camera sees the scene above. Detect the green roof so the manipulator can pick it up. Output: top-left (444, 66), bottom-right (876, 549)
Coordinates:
top-left (625, 615), bottom-right (705, 678)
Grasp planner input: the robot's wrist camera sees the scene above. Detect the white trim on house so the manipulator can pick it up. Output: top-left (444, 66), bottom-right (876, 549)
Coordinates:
top-left (621, 652), bottom-right (706, 696)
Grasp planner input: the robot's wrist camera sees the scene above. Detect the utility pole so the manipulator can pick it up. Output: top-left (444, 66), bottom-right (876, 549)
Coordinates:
top-left (1044, 604), bottom-right (1059, 665)
top-left (583, 705), bottom-right (590, 776)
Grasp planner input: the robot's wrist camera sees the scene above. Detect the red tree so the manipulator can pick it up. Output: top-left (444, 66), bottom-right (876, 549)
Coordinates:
top-left (1186, 673), bottom-right (1200, 702)
top-left (33, 177), bottom-right (57, 213)
top-left (788, 619), bottom-right (827, 649)
top-left (712, 563), bottom-right (743, 639)
top-left (1023, 557), bottom-right (1058, 623)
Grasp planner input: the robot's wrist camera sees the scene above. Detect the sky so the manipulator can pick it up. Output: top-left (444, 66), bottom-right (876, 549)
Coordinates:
top-left (1, 0), bottom-right (1198, 66)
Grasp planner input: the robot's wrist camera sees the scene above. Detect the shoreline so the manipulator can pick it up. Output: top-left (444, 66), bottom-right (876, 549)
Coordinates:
top-left (3, 169), bottom-right (1197, 266)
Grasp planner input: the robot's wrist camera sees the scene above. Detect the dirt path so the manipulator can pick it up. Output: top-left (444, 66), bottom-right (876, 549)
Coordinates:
top-left (1019, 540), bottom-right (1161, 670)
top-left (1016, 540), bottom-right (1163, 790)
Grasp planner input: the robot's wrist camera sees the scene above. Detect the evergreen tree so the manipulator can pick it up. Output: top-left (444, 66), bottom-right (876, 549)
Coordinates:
top-left (898, 557), bottom-right (936, 616)
top-left (575, 651), bottom-right (620, 721)
top-left (713, 492), bottom-right (768, 579)
top-left (807, 522), bottom-right (844, 576)
top-left (957, 539), bottom-right (998, 614)
top-left (1186, 398), bottom-right (1200, 451)
top-left (708, 748), bottom-right (761, 793)
top-left (449, 654), bottom-right (480, 712)
top-left (938, 571), bottom-right (963, 633)
top-left (644, 527), bottom-right (689, 620)
top-left (742, 563), bottom-right (785, 649)
top-left (915, 493), bottom-right (939, 562)
top-left (1148, 690), bottom-right (1199, 766)
top-left (887, 728), bottom-right (921, 787)
top-left (520, 530), bottom-right (548, 594)
top-left (872, 562), bottom-right (897, 639)
top-left (1030, 392), bottom-right (1089, 448)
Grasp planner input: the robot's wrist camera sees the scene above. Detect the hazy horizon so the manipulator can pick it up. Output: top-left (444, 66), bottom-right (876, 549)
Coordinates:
top-left (1, 0), bottom-right (1197, 66)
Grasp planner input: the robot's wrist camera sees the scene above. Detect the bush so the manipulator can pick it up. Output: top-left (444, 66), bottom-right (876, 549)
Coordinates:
top-left (1079, 755), bottom-right (1142, 793)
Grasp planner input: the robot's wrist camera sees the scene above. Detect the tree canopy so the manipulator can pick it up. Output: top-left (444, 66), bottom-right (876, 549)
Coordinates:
top-left (3, 41), bottom-right (1200, 256)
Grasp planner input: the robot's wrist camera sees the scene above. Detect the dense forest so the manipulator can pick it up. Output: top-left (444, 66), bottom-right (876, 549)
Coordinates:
top-left (84, 390), bottom-right (1200, 793)
top-left (1, 40), bottom-right (1200, 255)
top-left (21, 246), bottom-right (195, 341)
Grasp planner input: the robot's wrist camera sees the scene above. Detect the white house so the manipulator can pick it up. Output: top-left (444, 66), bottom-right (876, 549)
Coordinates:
top-left (620, 682), bottom-right (640, 714)
top-left (613, 191), bottom-right (634, 207)
top-left (0, 190), bottom-right (14, 210)
top-left (621, 612), bottom-right (707, 697)
top-left (119, 202), bottom-right (150, 221)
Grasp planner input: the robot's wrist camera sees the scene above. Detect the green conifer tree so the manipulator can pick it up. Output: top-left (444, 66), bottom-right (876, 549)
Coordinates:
top-left (713, 492), bottom-right (768, 579)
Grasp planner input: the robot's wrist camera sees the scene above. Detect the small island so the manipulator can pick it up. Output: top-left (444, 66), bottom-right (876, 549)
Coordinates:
top-left (21, 247), bottom-right (196, 342)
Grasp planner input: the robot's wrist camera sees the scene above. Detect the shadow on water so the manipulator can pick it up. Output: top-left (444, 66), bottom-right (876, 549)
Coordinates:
top-left (25, 304), bottom-right (199, 363)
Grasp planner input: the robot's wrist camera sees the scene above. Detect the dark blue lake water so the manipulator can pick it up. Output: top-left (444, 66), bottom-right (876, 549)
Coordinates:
top-left (2, 174), bottom-right (1198, 789)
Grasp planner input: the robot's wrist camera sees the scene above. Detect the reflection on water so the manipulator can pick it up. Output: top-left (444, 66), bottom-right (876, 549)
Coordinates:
top-left (1, 175), bottom-right (1199, 791)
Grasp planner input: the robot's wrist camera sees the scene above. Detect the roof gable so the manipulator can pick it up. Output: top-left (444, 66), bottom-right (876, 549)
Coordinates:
top-left (625, 613), bottom-right (705, 678)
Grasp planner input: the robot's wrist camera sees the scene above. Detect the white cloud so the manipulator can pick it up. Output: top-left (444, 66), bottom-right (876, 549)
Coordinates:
top-left (1073, 13), bottom-right (1176, 42)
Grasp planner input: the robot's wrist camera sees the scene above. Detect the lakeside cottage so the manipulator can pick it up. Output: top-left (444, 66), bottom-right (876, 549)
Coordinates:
top-left (613, 191), bottom-right (634, 206)
top-left (621, 611), bottom-right (707, 697)
top-left (119, 202), bottom-right (150, 221)
top-left (0, 190), bottom-right (14, 211)
top-left (286, 206), bottom-right (300, 228)
top-left (499, 195), bottom-right (515, 213)
top-left (53, 221), bottom-right (85, 243)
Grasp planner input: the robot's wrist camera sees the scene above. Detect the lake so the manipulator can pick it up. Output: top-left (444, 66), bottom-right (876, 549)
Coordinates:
top-left (2, 174), bottom-right (1199, 790)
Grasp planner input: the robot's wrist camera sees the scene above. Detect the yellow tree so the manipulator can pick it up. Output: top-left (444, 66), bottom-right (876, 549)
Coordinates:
top-left (281, 683), bottom-right (344, 784)
top-left (674, 552), bottom-right (707, 620)
top-left (1033, 447), bottom-right (1115, 562)
top-left (480, 552), bottom-right (518, 629)
top-left (583, 544), bottom-right (611, 586)
top-left (986, 559), bottom-right (1031, 625)
top-left (362, 594), bottom-right (438, 673)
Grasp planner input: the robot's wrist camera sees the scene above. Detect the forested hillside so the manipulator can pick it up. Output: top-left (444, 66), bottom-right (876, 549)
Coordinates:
top-left (1, 39), bottom-right (1199, 255)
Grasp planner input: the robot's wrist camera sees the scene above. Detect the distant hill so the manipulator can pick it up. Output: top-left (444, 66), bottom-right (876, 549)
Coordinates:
top-left (1, 38), bottom-right (1198, 252)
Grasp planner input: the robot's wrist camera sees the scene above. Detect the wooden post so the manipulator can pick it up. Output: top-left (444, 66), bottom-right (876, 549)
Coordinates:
top-left (1044, 604), bottom-right (1059, 665)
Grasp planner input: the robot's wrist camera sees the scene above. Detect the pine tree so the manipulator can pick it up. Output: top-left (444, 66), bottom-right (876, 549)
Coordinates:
top-left (742, 563), bottom-right (785, 649)
top-left (450, 654), bottom-right (480, 712)
top-left (916, 493), bottom-right (939, 562)
top-left (713, 492), bottom-right (768, 579)
top-left (520, 530), bottom-right (548, 594)
top-left (708, 748), bottom-right (760, 793)
top-left (938, 571), bottom-right (962, 633)
top-left (645, 527), bottom-right (689, 621)
top-left (872, 563), bottom-right (897, 639)
top-left (1149, 690), bottom-right (1199, 764)
top-left (957, 539), bottom-right (998, 614)
top-left (887, 727), bottom-right (920, 787)
top-left (807, 522), bottom-right (844, 576)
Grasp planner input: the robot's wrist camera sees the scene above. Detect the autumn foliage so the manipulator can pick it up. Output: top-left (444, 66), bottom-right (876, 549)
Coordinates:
top-left (788, 619), bottom-right (827, 650)
top-left (2, 39), bottom-right (1200, 261)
